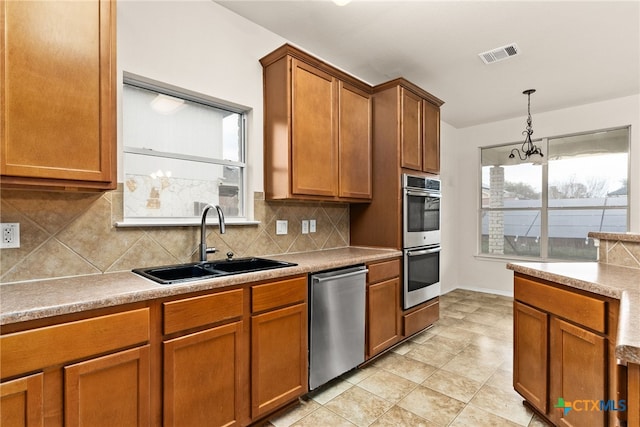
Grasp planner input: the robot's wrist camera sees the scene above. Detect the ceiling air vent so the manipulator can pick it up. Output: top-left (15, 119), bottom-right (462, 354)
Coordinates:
top-left (478, 43), bottom-right (520, 64)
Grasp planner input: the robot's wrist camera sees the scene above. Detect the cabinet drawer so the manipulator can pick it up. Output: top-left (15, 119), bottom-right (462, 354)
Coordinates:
top-left (368, 259), bottom-right (400, 283)
top-left (403, 299), bottom-right (439, 337)
top-left (1, 308), bottom-right (149, 379)
top-left (252, 276), bottom-right (307, 313)
top-left (515, 276), bottom-right (606, 333)
top-left (163, 289), bottom-right (244, 335)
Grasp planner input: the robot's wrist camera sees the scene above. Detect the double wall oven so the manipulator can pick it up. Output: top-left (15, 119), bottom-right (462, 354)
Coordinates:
top-left (402, 174), bottom-right (441, 310)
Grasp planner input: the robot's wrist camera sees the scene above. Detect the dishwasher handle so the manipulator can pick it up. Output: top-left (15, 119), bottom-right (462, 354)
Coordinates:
top-left (312, 268), bottom-right (368, 283)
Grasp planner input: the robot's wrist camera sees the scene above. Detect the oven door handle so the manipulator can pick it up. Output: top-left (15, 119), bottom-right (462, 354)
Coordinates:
top-left (407, 247), bottom-right (441, 257)
top-left (405, 190), bottom-right (441, 198)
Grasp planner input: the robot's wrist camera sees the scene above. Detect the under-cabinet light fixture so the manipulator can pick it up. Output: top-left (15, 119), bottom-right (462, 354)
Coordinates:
top-left (509, 89), bottom-right (544, 161)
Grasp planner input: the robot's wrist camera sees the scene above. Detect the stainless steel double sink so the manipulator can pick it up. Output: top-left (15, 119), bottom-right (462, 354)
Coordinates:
top-left (133, 257), bottom-right (297, 285)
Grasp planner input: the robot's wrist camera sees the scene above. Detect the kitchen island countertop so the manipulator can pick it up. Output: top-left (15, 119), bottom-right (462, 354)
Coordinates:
top-left (1, 246), bottom-right (401, 326)
top-left (507, 261), bottom-right (640, 365)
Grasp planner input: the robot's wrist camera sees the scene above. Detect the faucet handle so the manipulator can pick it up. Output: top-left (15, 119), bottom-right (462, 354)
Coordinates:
top-left (205, 247), bottom-right (217, 254)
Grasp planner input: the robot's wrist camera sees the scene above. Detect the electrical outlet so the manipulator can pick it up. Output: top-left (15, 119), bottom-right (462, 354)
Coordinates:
top-left (301, 220), bottom-right (309, 234)
top-left (1, 223), bottom-right (20, 249)
top-left (276, 220), bottom-right (288, 235)
top-left (309, 219), bottom-right (316, 233)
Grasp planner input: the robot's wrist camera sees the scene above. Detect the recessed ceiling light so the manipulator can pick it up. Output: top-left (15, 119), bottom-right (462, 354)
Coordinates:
top-left (332, 0), bottom-right (352, 6)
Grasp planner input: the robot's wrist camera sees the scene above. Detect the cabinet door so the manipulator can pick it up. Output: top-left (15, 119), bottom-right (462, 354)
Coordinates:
top-left (513, 301), bottom-right (549, 414)
top-left (164, 322), bottom-right (244, 427)
top-left (1, 0), bottom-right (115, 189)
top-left (550, 317), bottom-right (606, 427)
top-left (291, 59), bottom-right (337, 197)
top-left (400, 88), bottom-right (422, 171)
top-left (422, 100), bottom-right (440, 173)
top-left (251, 303), bottom-right (307, 419)
top-left (65, 345), bottom-right (150, 427)
top-left (338, 82), bottom-right (372, 199)
top-left (367, 278), bottom-right (400, 357)
top-left (0, 373), bottom-right (44, 427)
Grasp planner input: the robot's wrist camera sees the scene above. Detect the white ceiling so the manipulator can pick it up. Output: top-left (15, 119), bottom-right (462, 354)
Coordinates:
top-left (215, 0), bottom-right (640, 128)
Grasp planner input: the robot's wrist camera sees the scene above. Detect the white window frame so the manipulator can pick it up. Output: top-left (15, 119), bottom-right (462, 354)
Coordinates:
top-left (117, 72), bottom-right (256, 227)
top-left (478, 126), bottom-right (630, 261)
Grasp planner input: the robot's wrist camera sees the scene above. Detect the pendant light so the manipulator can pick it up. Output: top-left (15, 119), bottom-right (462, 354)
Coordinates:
top-left (509, 89), bottom-right (543, 160)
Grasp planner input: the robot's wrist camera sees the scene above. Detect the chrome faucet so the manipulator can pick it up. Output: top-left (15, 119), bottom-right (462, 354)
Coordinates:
top-left (199, 204), bottom-right (226, 262)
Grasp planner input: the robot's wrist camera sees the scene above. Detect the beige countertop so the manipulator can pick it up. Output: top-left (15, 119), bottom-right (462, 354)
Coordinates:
top-left (507, 261), bottom-right (640, 365)
top-left (1, 246), bottom-right (401, 326)
top-left (588, 231), bottom-right (640, 244)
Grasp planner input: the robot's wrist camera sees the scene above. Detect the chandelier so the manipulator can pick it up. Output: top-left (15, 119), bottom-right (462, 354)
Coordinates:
top-left (509, 89), bottom-right (543, 160)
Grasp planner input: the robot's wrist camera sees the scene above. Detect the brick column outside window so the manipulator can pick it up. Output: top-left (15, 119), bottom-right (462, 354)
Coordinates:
top-left (489, 166), bottom-right (505, 254)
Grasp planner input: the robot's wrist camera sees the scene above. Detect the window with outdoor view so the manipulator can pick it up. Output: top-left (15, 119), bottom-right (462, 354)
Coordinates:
top-left (480, 127), bottom-right (629, 261)
top-left (121, 74), bottom-right (247, 225)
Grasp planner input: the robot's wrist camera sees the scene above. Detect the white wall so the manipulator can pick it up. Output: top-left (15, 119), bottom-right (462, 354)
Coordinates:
top-left (117, 0), bottom-right (287, 217)
top-left (441, 95), bottom-right (640, 295)
top-left (439, 120), bottom-right (460, 294)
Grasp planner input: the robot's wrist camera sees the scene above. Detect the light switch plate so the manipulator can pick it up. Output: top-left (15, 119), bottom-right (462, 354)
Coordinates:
top-left (301, 220), bottom-right (309, 234)
top-left (309, 219), bottom-right (316, 233)
top-left (276, 220), bottom-right (288, 235)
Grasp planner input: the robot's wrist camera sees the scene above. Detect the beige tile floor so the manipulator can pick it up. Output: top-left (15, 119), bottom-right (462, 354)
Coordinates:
top-left (265, 289), bottom-right (552, 427)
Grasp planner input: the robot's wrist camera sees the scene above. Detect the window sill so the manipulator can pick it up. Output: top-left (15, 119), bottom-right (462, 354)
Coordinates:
top-left (475, 254), bottom-right (558, 263)
top-left (115, 218), bottom-right (260, 228)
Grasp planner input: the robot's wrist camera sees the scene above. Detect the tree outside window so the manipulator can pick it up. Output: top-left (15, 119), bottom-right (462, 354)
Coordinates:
top-left (480, 127), bottom-right (629, 261)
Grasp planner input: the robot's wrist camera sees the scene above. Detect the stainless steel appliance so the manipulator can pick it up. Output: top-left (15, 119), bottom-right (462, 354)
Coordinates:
top-left (403, 245), bottom-right (441, 309)
top-left (309, 265), bottom-right (367, 390)
top-left (402, 174), bottom-right (441, 248)
top-left (402, 174), bottom-right (441, 309)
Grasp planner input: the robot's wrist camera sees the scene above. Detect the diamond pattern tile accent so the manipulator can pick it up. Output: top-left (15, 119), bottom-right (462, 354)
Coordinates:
top-left (0, 190), bottom-right (349, 283)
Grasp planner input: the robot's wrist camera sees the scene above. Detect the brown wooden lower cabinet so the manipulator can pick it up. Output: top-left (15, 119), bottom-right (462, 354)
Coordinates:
top-left (550, 317), bottom-right (607, 427)
top-left (65, 345), bottom-right (150, 427)
top-left (163, 322), bottom-right (244, 427)
top-left (0, 307), bottom-right (151, 427)
top-left (513, 301), bottom-right (548, 414)
top-left (2, 268), bottom-right (458, 426)
top-left (513, 274), bottom-right (619, 427)
top-left (366, 259), bottom-right (401, 358)
top-left (251, 276), bottom-right (308, 420)
top-left (0, 373), bottom-right (44, 427)
top-left (403, 297), bottom-right (439, 337)
top-left (251, 303), bottom-right (307, 418)
top-left (367, 278), bottom-right (400, 357)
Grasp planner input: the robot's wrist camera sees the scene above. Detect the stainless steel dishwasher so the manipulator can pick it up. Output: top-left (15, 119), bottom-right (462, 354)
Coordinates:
top-left (309, 265), bottom-right (367, 390)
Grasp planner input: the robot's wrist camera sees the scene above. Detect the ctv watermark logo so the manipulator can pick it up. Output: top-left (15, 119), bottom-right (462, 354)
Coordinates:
top-left (554, 397), bottom-right (627, 415)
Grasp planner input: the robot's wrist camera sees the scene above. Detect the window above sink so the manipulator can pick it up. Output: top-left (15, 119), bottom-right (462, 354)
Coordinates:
top-left (119, 73), bottom-right (249, 227)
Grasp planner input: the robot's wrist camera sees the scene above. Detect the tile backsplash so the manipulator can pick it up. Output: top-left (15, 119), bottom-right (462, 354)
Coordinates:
top-left (598, 238), bottom-right (640, 269)
top-left (0, 187), bottom-right (349, 284)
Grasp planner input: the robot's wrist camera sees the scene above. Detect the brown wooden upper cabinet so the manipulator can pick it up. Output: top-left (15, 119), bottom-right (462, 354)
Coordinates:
top-left (376, 79), bottom-right (443, 174)
top-left (0, 0), bottom-right (116, 191)
top-left (261, 44), bottom-right (372, 202)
